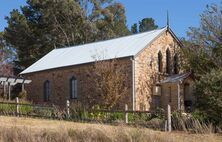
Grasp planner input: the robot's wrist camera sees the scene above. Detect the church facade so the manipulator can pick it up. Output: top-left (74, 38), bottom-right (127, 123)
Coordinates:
top-left (21, 27), bottom-right (194, 111)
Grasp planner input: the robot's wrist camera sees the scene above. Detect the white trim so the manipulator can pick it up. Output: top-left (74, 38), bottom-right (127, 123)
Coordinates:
top-left (131, 57), bottom-right (136, 110)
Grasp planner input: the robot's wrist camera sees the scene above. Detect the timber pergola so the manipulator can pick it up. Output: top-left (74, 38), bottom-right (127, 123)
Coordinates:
top-left (0, 76), bottom-right (32, 100)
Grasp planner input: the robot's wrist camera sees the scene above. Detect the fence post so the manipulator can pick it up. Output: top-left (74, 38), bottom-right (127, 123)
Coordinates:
top-left (125, 104), bottom-right (128, 124)
top-left (167, 104), bottom-right (172, 132)
top-left (164, 120), bottom-right (167, 132)
top-left (16, 97), bottom-right (19, 117)
top-left (66, 100), bottom-right (70, 118)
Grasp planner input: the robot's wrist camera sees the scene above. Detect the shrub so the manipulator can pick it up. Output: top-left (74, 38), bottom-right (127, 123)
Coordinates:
top-left (69, 102), bottom-right (90, 121)
top-left (171, 112), bottom-right (214, 133)
top-left (0, 103), bottom-right (16, 115)
top-left (152, 107), bottom-right (165, 119)
top-left (18, 90), bottom-right (28, 99)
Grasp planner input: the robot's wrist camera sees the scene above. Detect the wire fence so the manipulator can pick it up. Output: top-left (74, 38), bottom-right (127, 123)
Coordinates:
top-left (0, 98), bottom-right (172, 131)
top-left (0, 98), bottom-right (213, 133)
top-left (0, 101), bottom-right (55, 118)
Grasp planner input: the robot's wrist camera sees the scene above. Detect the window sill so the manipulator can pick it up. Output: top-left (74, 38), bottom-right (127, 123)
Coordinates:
top-left (70, 98), bottom-right (78, 100)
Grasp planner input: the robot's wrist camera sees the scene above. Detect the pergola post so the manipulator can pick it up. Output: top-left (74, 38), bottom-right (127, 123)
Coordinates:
top-left (177, 82), bottom-right (181, 111)
top-left (0, 76), bottom-right (31, 100)
top-left (8, 83), bottom-right (11, 100)
top-left (22, 83), bottom-right (25, 92)
top-left (3, 81), bottom-right (6, 98)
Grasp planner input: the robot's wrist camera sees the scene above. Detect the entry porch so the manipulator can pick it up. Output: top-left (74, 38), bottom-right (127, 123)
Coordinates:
top-left (153, 72), bottom-right (194, 112)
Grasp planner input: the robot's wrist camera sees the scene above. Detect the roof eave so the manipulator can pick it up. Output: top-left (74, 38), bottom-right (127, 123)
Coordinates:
top-left (167, 28), bottom-right (183, 47)
top-left (20, 55), bottom-right (134, 75)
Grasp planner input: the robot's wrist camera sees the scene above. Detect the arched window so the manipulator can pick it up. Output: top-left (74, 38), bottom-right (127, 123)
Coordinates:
top-left (158, 51), bottom-right (163, 72)
top-left (70, 76), bottom-right (77, 99)
top-left (174, 53), bottom-right (179, 74)
top-left (166, 48), bottom-right (171, 74)
top-left (43, 80), bottom-right (50, 102)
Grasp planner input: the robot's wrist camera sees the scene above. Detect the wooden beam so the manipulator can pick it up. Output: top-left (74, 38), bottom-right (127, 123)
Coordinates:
top-left (3, 82), bottom-right (6, 97)
top-left (22, 84), bottom-right (25, 92)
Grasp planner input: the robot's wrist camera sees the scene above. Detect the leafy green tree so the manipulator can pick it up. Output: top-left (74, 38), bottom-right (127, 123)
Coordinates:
top-left (182, 3), bottom-right (222, 127)
top-left (131, 23), bottom-right (138, 34)
top-left (4, 0), bottom-right (129, 68)
top-left (183, 4), bottom-right (222, 76)
top-left (195, 69), bottom-right (222, 127)
top-left (4, 0), bottom-right (93, 68)
top-left (131, 18), bottom-right (158, 34)
top-left (139, 18), bottom-right (158, 32)
top-left (88, 0), bottom-right (130, 40)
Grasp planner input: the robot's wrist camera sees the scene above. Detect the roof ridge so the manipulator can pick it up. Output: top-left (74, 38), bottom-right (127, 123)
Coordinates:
top-left (20, 26), bottom-right (170, 75)
top-left (54, 26), bottom-right (167, 50)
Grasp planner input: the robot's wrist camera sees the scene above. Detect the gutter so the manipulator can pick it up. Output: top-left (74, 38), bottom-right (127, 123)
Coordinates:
top-left (131, 57), bottom-right (136, 110)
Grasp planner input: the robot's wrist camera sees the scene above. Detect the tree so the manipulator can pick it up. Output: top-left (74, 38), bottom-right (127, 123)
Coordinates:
top-left (139, 18), bottom-right (158, 32)
top-left (86, 57), bottom-right (128, 109)
top-left (131, 18), bottom-right (158, 34)
top-left (195, 69), bottom-right (222, 127)
top-left (183, 4), bottom-right (222, 76)
top-left (88, 0), bottom-right (130, 40)
top-left (182, 3), bottom-right (222, 127)
top-left (4, 0), bottom-right (129, 69)
top-left (131, 23), bottom-right (138, 34)
top-left (4, 0), bottom-right (95, 68)
top-left (0, 32), bottom-right (14, 76)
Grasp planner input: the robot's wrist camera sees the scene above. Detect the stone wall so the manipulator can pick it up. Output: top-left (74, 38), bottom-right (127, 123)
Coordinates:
top-left (134, 30), bottom-right (181, 111)
top-left (161, 77), bottom-right (194, 112)
top-left (23, 57), bottom-right (133, 109)
top-left (161, 83), bottom-right (179, 111)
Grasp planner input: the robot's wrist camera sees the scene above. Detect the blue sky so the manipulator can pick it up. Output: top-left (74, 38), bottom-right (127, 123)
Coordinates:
top-left (0, 0), bottom-right (221, 38)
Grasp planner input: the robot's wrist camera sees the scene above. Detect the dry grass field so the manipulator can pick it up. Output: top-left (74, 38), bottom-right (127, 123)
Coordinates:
top-left (0, 116), bottom-right (221, 142)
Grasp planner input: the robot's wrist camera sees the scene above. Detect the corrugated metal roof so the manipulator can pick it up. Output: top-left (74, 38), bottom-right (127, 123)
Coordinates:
top-left (21, 27), bottom-right (167, 74)
top-left (160, 72), bottom-right (192, 84)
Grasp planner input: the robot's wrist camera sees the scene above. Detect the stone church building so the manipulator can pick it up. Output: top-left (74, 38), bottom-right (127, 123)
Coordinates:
top-left (20, 26), bottom-right (194, 112)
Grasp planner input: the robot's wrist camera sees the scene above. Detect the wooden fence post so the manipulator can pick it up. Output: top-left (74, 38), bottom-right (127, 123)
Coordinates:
top-left (167, 104), bottom-right (172, 132)
top-left (125, 104), bottom-right (128, 124)
top-left (66, 100), bottom-right (70, 118)
top-left (16, 97), bottom-right (19, 117)
top-left (164, 120), bottom-right (167, 132)
top-left (8, 84), bottom-right (11, 100)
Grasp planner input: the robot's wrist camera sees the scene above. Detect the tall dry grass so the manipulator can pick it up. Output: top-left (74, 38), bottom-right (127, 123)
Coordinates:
top-left (0, 125), bottom-right (221, 142)
top-left (171, 114), bottom-right (216, 134)
top-left (0, 116), bottom-right (221, 142)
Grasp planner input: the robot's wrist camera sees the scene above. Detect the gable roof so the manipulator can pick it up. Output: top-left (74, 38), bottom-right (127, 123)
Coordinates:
top-left (21, 26), bottom-right (177, 75)
top-left (160, 72), bottom-right (192, 84)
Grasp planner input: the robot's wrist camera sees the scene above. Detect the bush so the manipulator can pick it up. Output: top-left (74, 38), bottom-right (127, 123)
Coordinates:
top-left (18, 90), bottom-right (28, 99)
top-left (69, 102), bottom-right (90, 121)
top-left (0, 103), bottom-right (16, 115)
top-left (152, 107), bottom-right (165, 119)
top-left (171, 112), bottom-right (214, 133)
